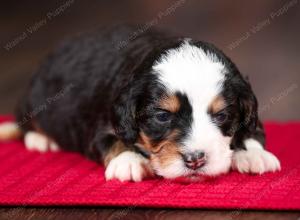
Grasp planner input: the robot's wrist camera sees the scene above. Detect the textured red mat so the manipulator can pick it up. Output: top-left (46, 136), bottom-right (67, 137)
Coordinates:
top-left (0, 115), bottom-right (299, 210)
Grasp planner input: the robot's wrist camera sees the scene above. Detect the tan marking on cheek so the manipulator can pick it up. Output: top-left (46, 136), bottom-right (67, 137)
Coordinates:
top-left (138, 129), bottom-right (180, 154)
top-left (166, 129), bottom-right (180, 140)
top-left (138, 132), bottom-right (165, 154)
top-left (159, 95), bottom-right (180, 113)
top-left (138, 132), bottom-right (154, 152)
top-left (103, 140), bottom-right (127, 166)
top-left (139, 129), bottom-right (181, 169)
top-left (210, 95), bottom-right (225, 114)
top-left (151, 142), bottom-right (181, 169)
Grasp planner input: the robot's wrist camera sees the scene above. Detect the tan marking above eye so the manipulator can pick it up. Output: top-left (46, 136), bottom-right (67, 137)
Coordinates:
top-left (159, 95), bottom-right (180, 113)
top-left (209, 95), bottom-right (225, 114)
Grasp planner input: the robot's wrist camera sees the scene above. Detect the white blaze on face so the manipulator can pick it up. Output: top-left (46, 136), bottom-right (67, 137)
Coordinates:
top-left (153, 40), bottom-right (233, 176)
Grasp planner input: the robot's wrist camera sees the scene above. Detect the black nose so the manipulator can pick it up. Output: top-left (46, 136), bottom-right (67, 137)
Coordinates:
top-left (183, 151), bottom-right (206, 170)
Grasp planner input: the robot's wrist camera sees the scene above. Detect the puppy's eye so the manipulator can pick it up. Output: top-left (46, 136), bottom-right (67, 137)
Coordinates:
top-left (213, 112), bottom-right (228, 124)
top-left (155, 111), bottom-right (172, 123)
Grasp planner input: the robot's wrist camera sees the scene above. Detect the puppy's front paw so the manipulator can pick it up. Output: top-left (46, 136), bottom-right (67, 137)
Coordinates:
top-left (232, 148), bottom-right (281, 174)
top-left (105, 151), bottom-right (153, 182)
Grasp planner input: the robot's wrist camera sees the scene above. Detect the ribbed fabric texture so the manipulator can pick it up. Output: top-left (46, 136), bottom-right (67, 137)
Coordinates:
top-left (0, 115), bottom-right (299, 209)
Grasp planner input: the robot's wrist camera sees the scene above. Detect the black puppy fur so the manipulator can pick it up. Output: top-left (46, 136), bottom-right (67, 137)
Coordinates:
top-left (15, 24), bottom-right (265, 169)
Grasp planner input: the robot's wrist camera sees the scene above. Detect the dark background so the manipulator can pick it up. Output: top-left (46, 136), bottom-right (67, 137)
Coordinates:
top-left (0, 0), bottom-right (299, 120)
top-left (0, 1), bottom-right (300, 219)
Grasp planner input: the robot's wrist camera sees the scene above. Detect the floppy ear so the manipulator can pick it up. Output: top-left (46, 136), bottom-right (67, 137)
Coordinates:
top-left (238, 90), bottom-right (258, 133)
top-left (112, 80), bottom-right (142, 145)
top-left (230, 86), bottom-right (258, 150)
top-left (230, 78), bottom-right (258, 149)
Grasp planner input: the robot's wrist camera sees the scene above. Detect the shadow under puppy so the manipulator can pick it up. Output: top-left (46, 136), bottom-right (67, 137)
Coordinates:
top-left (0, 24), bottom-right (280, 182)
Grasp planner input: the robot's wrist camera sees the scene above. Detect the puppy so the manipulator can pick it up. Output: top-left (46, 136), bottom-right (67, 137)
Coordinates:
top-left (0, 24), bottom-right (280, 182)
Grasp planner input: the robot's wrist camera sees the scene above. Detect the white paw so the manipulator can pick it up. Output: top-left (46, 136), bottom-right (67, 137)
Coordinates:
top-left (0, 122), bottom-right (21, 140)
top-left (49, 141), bottom-right (60, 152)
top-left (105, 151), bottom-right (152, 182)
top-left (232, 148), bottom-right (281, 174)
top-left (24, 131), bottom-right (59, 153)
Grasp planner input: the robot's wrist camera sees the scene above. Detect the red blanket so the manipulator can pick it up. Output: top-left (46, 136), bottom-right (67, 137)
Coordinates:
top-left (0, 115), bottom-right (299, 210)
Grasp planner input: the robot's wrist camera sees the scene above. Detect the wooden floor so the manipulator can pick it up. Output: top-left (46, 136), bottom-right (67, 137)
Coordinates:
top-left (0, 1), bottom-right (299, 219)
top-left (0, 208), bottom-right (300, 220)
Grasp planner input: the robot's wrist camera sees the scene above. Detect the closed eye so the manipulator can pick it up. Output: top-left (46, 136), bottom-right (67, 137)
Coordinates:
top-left (212, 110), bottom-right (228, 124)
top-left (154, 109), bottom-right (172, 123)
